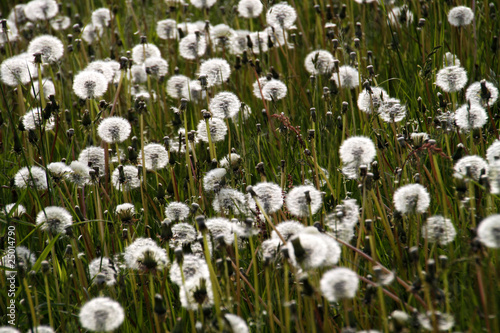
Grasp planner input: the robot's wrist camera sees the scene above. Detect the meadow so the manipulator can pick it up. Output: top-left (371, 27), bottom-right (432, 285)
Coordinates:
top-left (0, 0), bottom-right (499, 332)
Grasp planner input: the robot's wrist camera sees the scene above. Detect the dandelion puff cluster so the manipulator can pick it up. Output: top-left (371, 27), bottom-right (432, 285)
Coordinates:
top-left (196, 118), bottom-right (227, 143)
top-left (435, 66), bottom-right (468, 92)
top-left (66, 161), bottom-right (91, 187)
top-left (73, 71), bottom-right (108, 99)
top-left (421, 215), bottom-right (456, 245)
top-left (1, 55), bottom-right (37, 86)
top-left (85, 60), bottom-right (116, 83)
top-left (167, 75), bottom-right (190, 99)
top-left (1, 246), bottom-right (36, 270)
top-left (143, 143), bottom-right (169, 170)
top-left (224, 314), bottom-right (249, 333)
top-left (272, 220), bottom-right (304, 241)
top-left (36, 206), bottom-right (73, 234)
top-left (332, 65), bottom-right (359, 89)
top-left (304, 50), bottom-right (335, 75)
top-left (203, 168), bottom-right (227, 192)
top-left (165, 202), bottom-right (190, 221)
top-left (388, 6), bottom-right (414, 27)
top-left (477, 215), bottom-right (500, 249)
top-left (248, 182), bottom-right (283, 214)
top-left (378, 98), bottom-right (406, 123)
top-left (169, 223), bottom-right (198, 249)
top-left (111, 165), bottom-right (141, 191)
top-left (453, 155), bottom-right (488, 181)
top-left (339, 136), bottom-right (376, 179)
top-left (79, 297), bottom-right (125, 332)
top-left (465, 81), bottom-right (499, 107)
top-left (25, 0), bottom-right (58, 21)
top-left (190, 0), bottom-right (217, 9)
top-left (266, 3), bottom-right (297, 29)
top-left (131, 43), bottom-right (161, 64)
top-left (179, 34), bottom-right (207, 60)
top-left (418, 311), bottom-right (455, 331)
top-left (3, 203), bottom-right (27, 217)
top-left (209, 92), bottom-right (241, 119)
top-left (213, 188), bottom-right (247, 215)
top-left (286, 232), bottom-right (328, 270)
top-left (443, 52), bottom-right (461, 67)
top-left (486, 140), bottom-right (500, 163)
top-left (448, 6), bottom-right (474, 27)
top-left (89, 257), bottom-right (119, 286)
top-left (14, 166), bottom-right (48, 190)
top-left (27, 35), bottom-right (64, 63)
top-left (31, 80), bottom-right (55, 100)
top-left (393, 184), bottom-right (430, 214)
top-left (238, 0), bottom-right (263, 18)
top-left (91, 8), bottom-right (111, 28)
top-left (199, 58), bottom-right (231, 87)
top-left (169, 254), bottom-right (210, 285)
top-left (97, 117), bottom-right (131, 144)
top-left (78, 146), bottom-right (106, 177)
top-left (261, 79), bottom-right (288, 101)
top-left (22, 107), bottom-right (55, 131)
top-left (124, 238), bottom-right (168, 271)
top-left (320, 267), bottom-right (359, 302)
top-left (285, 185), bottom-right (322, 217)
top-left (144, 57), bottom-right (169, 77)
top-left (454, 104), bottom-right (487, 133)
top-left (157, 19), bottom-right (178, 40)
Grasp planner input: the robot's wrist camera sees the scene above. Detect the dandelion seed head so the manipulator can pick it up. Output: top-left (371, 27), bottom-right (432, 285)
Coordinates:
top-left (22, 107), bottom-right (55, 131)
top-left (252, 77), bottom-right (270, 99)
top-left (78, 146), bottom-right (106, 177)
top-left (28, 326), bottom-right (54, 333)
top-left (1, 54), bottom-right (38, 86)
top-left (144, 57), bottom-right (169, 77)
top-left (318, 233), bottom-right (341, 266)
top-left (435, 66), bottom-right (468, 92)
top-left (179, 279), bottom-right (214, 310)
top-left (0, 20), bottom-right (19, 45)
top-left (453, 155), bottom-right (488, 181)
top-left (488, 161), bottom-right (500, 194)
top-left (190, 0), bottom-right (217, 9)
top-left (266, 3), bottom-right (297, 29)
top-left (261, 79), bottom-right (288, 101)
top-left (31, 79), bottom-right (55, 100)
top-left (115, 203), bottom-right (135, 222)
top-left (326, 199), bottom-right (360, 228)
top-left (206, 217), bottom-right (237, 245)
top-left (130, 64), bottom-right (147, 84)
top-left (327, 223), bottom-right (355, 243)
top-left (238, 0), bottom-right (263, 18)
top-left (124, 238), bottom-right (168, 271)
top-left (73, 70), bottom-right (108, 99)
top-left (209, 91), bottom-right (241, 119)
top-left (229, 30), bottom-right (250, 55)
top-left (465, 81), bottom-right (499, 107)
top-left (27, 35), bottom-right (64, 64)
top-left (3, 203), bottom-right (27, 218)
top-left (111, 165), bottom-right (141, 191)
top-left (213, 188), bottom-right (248, 215)
top-left (85, 61), bottom-right (116, 83)
top-left (143, 143), bottom-right (169, 171)
top-left (91, 8), bottom-right (111, 28)
top-left (285, 185), bottom-right (322, 217)
top-left (25, 0), bottom-right (58, 21)
top-left (487, 140), bottom-right (500, 164)
top-left (169, 254), bottom-right (210, 285)
top-left (182, 79), bottom-right (204, 101)
top-left (422, 215), bottom-right (456, 245)
top-left (248, 182), bottom-right (284, 214)
top-left (261, 238), bottom-right (283, 260)
top-left (286, 232), bottom-right (328, 270)
top-left (304, 50), bottom-right (335, 75)
top-left (166, 75), bottom-right (189, 99)
top-left (79, 297), bottom-right (124, 332)
top-left (97, 117), bottom-right (131, 144)
top-left (131, 43), bottom-right (161, 64)
top-left (418, 311), bottom-right (455, 331)
top-left (82, 24), bottom-right (103, 44)
top-left (219, 153), bottom-right (241, 169)
top-left (66, 161), bottom-right (91, 187)
top-left (320, 267), bottom-right (359, 302)
top-left (89, 257), bottom-right (119, 286)
top-left (454, 104), bottom-right (487, 133)
top-left (47, 162), bottom-right (71, 182)
top-left (339, 136), bottom-right (377, 165)
top-left (196, 118), bottom-right (228, 143)
top-left (157, 19), bottom-right (178, 40)
top-left (169, 223), bottom-right (197, 249)
top-left (332, 65), bottom-right (359, 89)
top-left (357, 87), bottom-right (389, 114)
top-left (443, 52), bottom-right (461, 67)
top-left (393, 184), bottom-right (430, 214)
top-left (36, 206), bottom-right (72, 234)
top-left (199, 58), bottom-right (231, 87)
top-left (8, 5), bottom-right (28, 25)
top-left (165, 202), bottom-right (190, 221)
top-left (14, 166), bottom-right (48, 190)
top-left (477, 215), bottom-right (500, 249)
top-left (388, 6), bottom-right (414, 26)
top-left (179, 34), bottom-right (207, 60)
top-left (224, 314), bottom-right (249, 333)
top-left (379, 97), bottom-right (406, 123)
top-left (1, 246), bottom-right (36, 271)
top-left (210, 24), bottom-right (235, 50)
top-left (249, 31), bottom-right (269, 53)
top-left (448, 6), bottom-right (474, 27)
top-left (203, 168), bottom-right (227, 192)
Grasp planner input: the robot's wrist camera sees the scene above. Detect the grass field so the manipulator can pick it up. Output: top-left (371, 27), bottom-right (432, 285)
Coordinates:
top-left (1, 0), bottom-right (500, 332)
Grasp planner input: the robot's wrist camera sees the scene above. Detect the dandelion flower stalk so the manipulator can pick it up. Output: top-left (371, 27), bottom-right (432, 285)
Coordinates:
top-left (249, 234), bottom-right (260, 319)
top-left (42, 265), bottom-right (54, 328)
top-left (264, 264), bottom-right (275, 333)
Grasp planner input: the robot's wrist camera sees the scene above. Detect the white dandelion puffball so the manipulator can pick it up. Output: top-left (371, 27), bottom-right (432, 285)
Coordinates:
top-left (157, 19), bottom-right (178, 40)
top-left (230, 30), bottom-right (250, 55)
top-left (477, 215), bottom-right (500, 248)
top-left (124, 237), bottom-right (168, 270)
top-left (387, 6), bottom-right (414, 27)
top-left (209, 91), bottom-right (241, 119)
top-left (378, 97), bottom-right (407, 123)
top-left (89, 257), bottom-right (119, 286)
top-left (179, 279), bottom-right (214, 310)
top-left (66, 161), bottom-right (91, 187)
top-left (272, 220), bottom-right (304, 241)
top-left (249, 182), bottom-right (284, 214)
top-left (28, 326), bottom-right (54, 333)
top-left (210, 24), bottom-right (234, 50)
top-left (199, 58), bottom-right (231, 87)
top-left (261, 238), bottom-right (283, 260)
top-left (249, 31), bottom-right (269, 53)
top-left (169, 254), bottom-right (210, 286)
top-left (286, 232), bottom-right (328, 269)
top-left (179, 34), bottom-right (207, 60)
top-left (165, 201), bottom-right (190, 221)
top-left (79, 297), bottom-right (124, 332)
top-left (213, 188), bottom-right (247, 215)
top-left (85, 60), bottom-right (116, 83)
top-left (131, 64), bottom-right (147, 84)
top-left (224, 314), bottom-right (249, 333)
top-left (111, 165), bottom-right (141, 191)
top-left (266, 3), bottom-right (297, 29)
top-left (487, 140), bottom-right (500, 163)
top-left (304, 50), bottom-right (335, 75)
top-left (97, 117), bottom-right (132, 144)
top-left (418, 311), bottom-right (455, 331)
top-left (465, 81), bottom-right (499, 107)
top-left (261, 79), bottom-right (288, 101)
top-left (454, 104), bottom-right (487, 133)
top-left (73, 70), bottom-right (108, 99)
top-left (285, 185), bottom-right (323, 217)
top-left (448, 6), bottom-right (474, 27)
top-left (31, 79), bottom-right (55, 100)
top-left (488, 161), bottom-right (500, 194)
top-left (169, 223), bottom-right (198, 249)
top-left (238, 0), bottom-right (263, 18)
top-left (25, 0), bottom-right (58, 21)
top-left (205, 217), bottom-right (238, 245)
top-left (14, 166), bottom-right (48, 190)
top-left (435, 66), bottom-right (468, 92)
top-left (196, 118), bottom-right (228, 143)
top-left (3, 203), bottom-right (27, 217)
top-left (1, 246), bottom-right (36, 271)
top-left (143, 143), bottom-right (169, 170)
top-left (339, 136), bottom-right (377, 165)
top-left (443, 52), bottom-right (461, 67)
top-left (22, 107), bottom-right (55, 131)
top-left (182, 79), bottom-right (204, 101)
top-left (166, 75), bottom-right (190, 99)
top-left (82, 23), bottom-right (103, 44)
top-left (36, 206), bottom-right (73, 234)
top-left (1, 54), bottom-right (37, 86)
top-left (131, 43), bottom-right (161, 64)
top-left (190, 0), bottom-right (217, 9)
top-left (326, 199), bottom-right (360, 227)
top-left (393, 183), bottom-right (430, 214)
top-left (203, 168), bottom-right (227, 192)
top-left (253, 77), bottom-right (270, 98)
top-left (0, 20), bottom-right (19, 45)
top-left (144, 57), bottom-right (169, 77)
top-left (78, 146), bottom-right (106, 177)
top-left (27, 35), bottom-right (64, 63)
top-left (91, 8), bottom-right (111, 28)
top-left (357, 86), bottom-right (389, 114)
top-left (320, 267), bottom-right (359, 302)
top-left (332, 65), bottom-right (359, 89)
top-left (453, 155), bottom-right (488, 181)
top-left (421, 215), bottom-right (456, 246)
